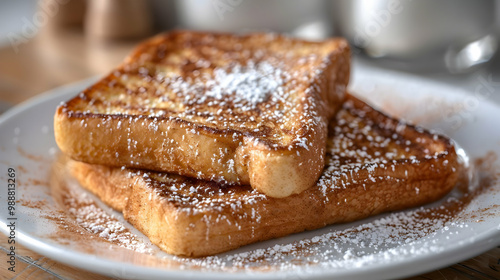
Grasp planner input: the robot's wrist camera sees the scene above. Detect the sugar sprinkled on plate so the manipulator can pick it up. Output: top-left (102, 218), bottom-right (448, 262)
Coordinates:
top-left (172, 195), bottom-right (470, 272)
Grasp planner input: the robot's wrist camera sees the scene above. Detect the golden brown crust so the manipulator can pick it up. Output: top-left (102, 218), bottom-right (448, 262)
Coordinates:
top-left (67, 95), bottom-right (460, 257)
top-left (54, 31), bottom-right (350, 198)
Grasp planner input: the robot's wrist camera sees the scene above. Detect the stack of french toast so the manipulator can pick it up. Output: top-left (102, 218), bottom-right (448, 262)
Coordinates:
top-left (54, 31), bottom-right (460, 257)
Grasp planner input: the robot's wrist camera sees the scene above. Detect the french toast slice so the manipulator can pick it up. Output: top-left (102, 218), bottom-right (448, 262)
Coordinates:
top-left (54, 31), bottom-right (350, 198)
top-left (64, 94), bottom-right (460, 257)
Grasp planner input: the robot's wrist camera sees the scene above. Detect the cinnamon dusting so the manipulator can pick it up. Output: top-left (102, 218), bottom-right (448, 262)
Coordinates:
top-left (19, 198), bottom-right (47, 209)
top-left (17, 146), bottom-right (46, 162)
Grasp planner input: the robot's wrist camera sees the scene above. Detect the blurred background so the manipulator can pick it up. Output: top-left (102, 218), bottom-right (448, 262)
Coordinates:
top-left (0, 0), bottom-right (499, 113)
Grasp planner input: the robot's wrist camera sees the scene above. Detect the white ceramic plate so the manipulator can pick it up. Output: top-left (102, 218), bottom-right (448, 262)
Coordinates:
top-left (1, 62), bottom-right (500, 280)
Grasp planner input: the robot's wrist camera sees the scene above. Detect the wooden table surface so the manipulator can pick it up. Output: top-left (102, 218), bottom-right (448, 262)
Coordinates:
top-left (0, 29), bottom-right (499, 280)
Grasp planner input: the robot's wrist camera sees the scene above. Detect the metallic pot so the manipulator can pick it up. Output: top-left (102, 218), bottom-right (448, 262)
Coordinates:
top-left (334, 0), bottom-right (498, 73)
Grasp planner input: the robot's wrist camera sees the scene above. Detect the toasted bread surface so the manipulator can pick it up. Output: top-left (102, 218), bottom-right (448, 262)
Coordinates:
top-left (66, 94), bottom-right (460, 257)
top-left (54, 31), bottom-right (350, 198)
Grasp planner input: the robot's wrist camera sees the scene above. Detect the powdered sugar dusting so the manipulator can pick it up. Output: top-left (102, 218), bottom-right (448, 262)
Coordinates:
top-left (206, 61), bottom-right (283, 105)
top-left (317, 97), bottom-right (451, 195)
top-left (156, 60), bottom-right (291, 120)
top-left (172, 196), bottom-right (471, 272)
